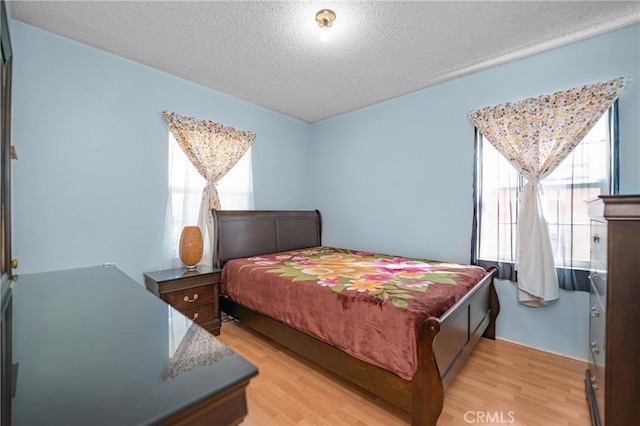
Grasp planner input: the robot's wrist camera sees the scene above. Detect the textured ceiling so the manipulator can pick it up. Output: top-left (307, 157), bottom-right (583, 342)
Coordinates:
top-left (10, 1), bottom-right (640, 123)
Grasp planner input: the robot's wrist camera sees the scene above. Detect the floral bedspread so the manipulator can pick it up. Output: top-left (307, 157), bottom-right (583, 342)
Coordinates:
top-left (222, 246), bottom-right (487, 380)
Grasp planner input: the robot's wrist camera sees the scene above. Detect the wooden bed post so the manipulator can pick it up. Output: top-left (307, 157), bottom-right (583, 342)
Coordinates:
top-left (412, 318), bottom-right (444, 426)
top-left (212, 209), bottom-right (221, 269)
top-left (482, 267), bottom-right (500, 340)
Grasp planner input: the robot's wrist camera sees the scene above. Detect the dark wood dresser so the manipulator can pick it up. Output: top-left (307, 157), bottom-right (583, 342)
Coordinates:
top-left (10, 266), bottom-right (257, 425)
top-left (585, 195), bottom-right (640, 426)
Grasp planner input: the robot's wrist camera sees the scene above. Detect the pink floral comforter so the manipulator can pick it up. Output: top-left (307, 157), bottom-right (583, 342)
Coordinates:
top-left (222, 246), bottom-right (486, 380)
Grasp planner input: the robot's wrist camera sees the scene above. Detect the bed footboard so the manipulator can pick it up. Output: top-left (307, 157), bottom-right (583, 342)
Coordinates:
top-left (412, 318), bottom-right (445, 425)
top-left (412, 267), bottom-right (499, 425)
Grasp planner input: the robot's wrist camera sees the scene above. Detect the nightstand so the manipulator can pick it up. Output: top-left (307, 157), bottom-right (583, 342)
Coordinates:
top-left (144, 265), bottom-right (222, 335)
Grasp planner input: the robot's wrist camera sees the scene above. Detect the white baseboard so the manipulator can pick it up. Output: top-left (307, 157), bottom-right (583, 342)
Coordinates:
top-left (495, 336), bottom-right (588, 364)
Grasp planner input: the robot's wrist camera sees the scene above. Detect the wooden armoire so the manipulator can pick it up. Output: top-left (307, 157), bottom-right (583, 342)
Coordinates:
top-left (585, 195), bottom-right (640, 425)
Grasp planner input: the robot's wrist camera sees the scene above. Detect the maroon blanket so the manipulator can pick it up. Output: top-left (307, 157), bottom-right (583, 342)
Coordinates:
top-left (222, 247), bottom-right (486, 380)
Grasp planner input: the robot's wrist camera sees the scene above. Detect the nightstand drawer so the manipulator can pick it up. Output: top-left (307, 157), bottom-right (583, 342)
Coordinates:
top-left (164, 285), bottom-right (215, 310)
top-left (181, 303), bottom-right (215, 324)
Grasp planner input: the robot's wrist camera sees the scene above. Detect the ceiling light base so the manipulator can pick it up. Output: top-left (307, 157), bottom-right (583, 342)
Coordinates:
top-left (316, 9), bottom-right (336, 28)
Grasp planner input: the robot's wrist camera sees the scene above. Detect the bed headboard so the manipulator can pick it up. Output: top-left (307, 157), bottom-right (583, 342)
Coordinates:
top-left (212, 210), bottom-right (322, 268)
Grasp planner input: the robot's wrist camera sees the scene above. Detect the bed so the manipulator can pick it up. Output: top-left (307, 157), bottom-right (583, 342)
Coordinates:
top-left (213, 210), bottom-right (499, 425)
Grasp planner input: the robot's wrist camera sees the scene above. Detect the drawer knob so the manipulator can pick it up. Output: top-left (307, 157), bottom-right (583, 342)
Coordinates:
top-left (191, 312), bottom-right (199, 321)
top-left (592, 234), bottom-right (600, 243)
top-left (183, 294), bottom-right (199, 303)
top-left (591, 305), bottom-right (600, 317)
top-left (591, 342), bottom-right (600, 354)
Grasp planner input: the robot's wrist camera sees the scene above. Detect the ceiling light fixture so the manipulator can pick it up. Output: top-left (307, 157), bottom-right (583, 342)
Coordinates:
top-left (316, 9), bottom-right (336, 29)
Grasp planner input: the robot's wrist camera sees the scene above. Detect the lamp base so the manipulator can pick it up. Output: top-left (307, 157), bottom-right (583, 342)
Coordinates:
top-left (179, 226), bottom-right (204, 271)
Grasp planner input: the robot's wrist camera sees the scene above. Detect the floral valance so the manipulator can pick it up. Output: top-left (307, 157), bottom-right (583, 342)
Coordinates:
top-left (468, 77), bottom-right (627, 181)
top-left (161, 111), bottom-right (256, 184)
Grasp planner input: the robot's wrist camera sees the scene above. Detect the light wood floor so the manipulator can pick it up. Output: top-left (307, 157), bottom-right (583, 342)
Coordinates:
top-left (217, 321), bottom-right (590, 426)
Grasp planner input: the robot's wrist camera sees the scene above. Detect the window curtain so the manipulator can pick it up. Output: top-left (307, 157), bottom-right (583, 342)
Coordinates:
top-left (468, 77), bottom-right (626, 306)
top-left (162, 111), bottom-right (256, 266)
top-left (473, 110), bottom-right (617, 292)
top-left (159, 134), bottom-right (254, 270)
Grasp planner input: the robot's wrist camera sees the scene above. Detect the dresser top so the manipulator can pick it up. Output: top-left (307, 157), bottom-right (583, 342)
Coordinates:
top-left (587, 194), bottom-right (640, 221)
top-left (11, 266), bottom-right (256, 425)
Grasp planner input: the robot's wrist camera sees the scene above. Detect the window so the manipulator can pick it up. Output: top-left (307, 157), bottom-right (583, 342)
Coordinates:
top-left (167, 132), bottom-right (253, 219)
top-left (160, 133), bottom-right (253, 269)
top-left (474, 104), bottom-right (617, 290)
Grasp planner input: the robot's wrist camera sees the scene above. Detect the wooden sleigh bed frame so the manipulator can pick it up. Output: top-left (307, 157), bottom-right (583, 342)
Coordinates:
top-left (213, 210), bottom-right (499, 426)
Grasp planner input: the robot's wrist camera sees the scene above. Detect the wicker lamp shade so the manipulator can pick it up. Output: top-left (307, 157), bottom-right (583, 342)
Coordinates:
top-left (179, 226), bottom-right (203, 269)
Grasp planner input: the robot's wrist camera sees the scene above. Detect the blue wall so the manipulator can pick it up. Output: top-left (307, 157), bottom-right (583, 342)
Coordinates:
top-left (11, 22), bottom-right (311, 283)
top-left (11, 18), bottom-right (639, 360)
top-left (310, 24), bottom-right (640, 360)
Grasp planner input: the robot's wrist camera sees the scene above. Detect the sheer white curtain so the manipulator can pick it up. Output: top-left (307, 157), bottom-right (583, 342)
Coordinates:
top-left (159, 133), bottom-right (253, 270)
